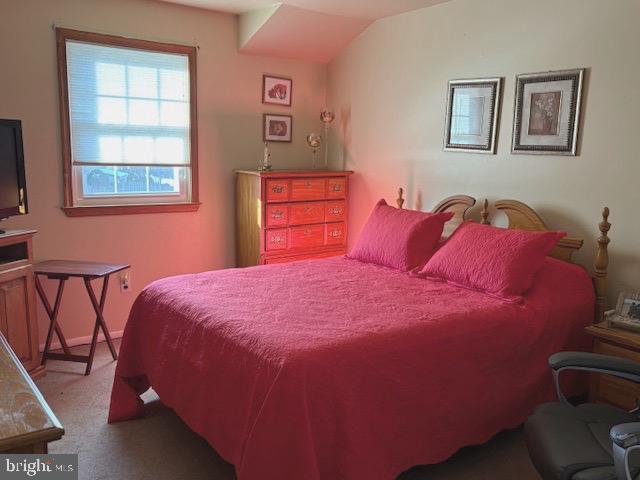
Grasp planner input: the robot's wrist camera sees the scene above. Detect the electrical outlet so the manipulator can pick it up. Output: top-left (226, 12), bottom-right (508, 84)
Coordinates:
top-left (120, 271), bottom-right (131, 293)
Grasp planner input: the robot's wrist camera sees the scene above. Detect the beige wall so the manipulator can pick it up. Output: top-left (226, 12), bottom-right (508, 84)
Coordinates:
top-left (328, 0), bottom-right (640, 305)
top-left (0, 0), bottom-right (326, 345)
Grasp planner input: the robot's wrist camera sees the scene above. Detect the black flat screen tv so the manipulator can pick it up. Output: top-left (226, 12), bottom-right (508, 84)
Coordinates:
top-left (0, 119), bottom-right (28, 228)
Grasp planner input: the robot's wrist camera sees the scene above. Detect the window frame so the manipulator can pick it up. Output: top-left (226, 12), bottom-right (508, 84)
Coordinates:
top-left (56, 28), bottom-right (199, 216)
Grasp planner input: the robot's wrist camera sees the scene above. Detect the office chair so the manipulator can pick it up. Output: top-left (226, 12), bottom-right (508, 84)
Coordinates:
top-left (525, 352), bottom-right (640, 480)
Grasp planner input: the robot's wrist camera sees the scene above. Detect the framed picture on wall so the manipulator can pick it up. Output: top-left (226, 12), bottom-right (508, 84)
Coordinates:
top-left (263, 75), bottom-right (292, 106)
top-left (444, 77), bottom-right (502, 154)
top-left (512, 68), bottom-right (584, 155)
top-left (263, 114), bottom-right (292, 142)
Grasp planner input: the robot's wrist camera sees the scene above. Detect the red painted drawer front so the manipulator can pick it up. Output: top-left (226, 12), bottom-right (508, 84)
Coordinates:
top-left (265, 229), bottom-right (288, 251)
top-left (266, 205), bottom-right (288, 227)
top-left (263, 250), bottom-right (345, 265)
top-left (265, 180), bottom-right (289, 202)
top-left (326, 178), bottom-right (347, 199)
top-left (291, 178), bottom-right (326, 201)
top-left (290, 202), bottom-right (325, 225)
top-left (289, 225), bottom-right (324, 249)
top-left (325, 201), bottom-right (346, 222)
top-left (325, 222), bottom-right (346, 246)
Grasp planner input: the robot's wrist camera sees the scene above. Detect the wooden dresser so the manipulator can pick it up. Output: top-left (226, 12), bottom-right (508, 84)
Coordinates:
top-left (0, 230), bottom-right (42, 378)
top-left (236, 170), bottom-right (353, 267)
top-left (0, 332), bottom-right (63, 453)
top-left (586, 322), bottom-right (640, 410)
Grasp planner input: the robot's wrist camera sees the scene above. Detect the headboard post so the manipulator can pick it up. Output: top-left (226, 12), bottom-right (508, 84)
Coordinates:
top-left (396, 188), bottom-right (405, 209)
top-left (480, 199), bottom-right (490, 225)
top-left (594, 207), bottom-right (611, 323)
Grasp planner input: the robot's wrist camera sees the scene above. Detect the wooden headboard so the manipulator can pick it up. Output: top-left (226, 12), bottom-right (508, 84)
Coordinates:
top-left (395, 188), bottom-right (475, 237)
top-left (394, 188), bottom-right (611, 323)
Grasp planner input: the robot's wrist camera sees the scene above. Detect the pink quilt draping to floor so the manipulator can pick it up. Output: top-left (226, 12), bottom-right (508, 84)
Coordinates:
top-left (109, 256), bottom-right (593, 480)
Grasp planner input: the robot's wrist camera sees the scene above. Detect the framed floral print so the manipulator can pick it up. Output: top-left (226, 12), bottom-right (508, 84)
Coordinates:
top-left (444, 77), bottom-right (502, 154)
top-left (512, 68), bottom-right (584, 155)
top-left (262, 75), bottom-right (292, 106)
top-left (263, 114), bottom-right (292, 142)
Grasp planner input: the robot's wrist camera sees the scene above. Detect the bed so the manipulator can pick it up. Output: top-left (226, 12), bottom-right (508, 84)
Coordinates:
top-left (108, 192), bottom-right (612, 480)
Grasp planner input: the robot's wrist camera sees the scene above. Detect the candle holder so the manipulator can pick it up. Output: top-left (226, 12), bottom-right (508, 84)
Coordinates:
top-left (259, 141), bottom-right (272, 171)
top-left (320, 108), bottom-right (335, 170)
top-left (306, 133), bottom-right (322, 169)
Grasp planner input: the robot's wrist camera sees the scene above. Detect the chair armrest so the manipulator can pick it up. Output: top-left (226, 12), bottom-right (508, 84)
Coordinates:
top-left (550, 352), bottom-right (640, 384)
top-left (611, 423), bottom-right (640, 449)
top-left (612, 423), bottom-right (640, 480)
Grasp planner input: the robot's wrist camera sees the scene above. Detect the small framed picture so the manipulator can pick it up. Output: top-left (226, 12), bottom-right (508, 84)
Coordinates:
top-left (606, 291), bottom-right (640, 332)
top-left (617, 291), bottom-right (640, 321)
top-left (263, 114), bottom-right (292, 142)
top-left (444, 77), bottom-right (502, 154)
top-left (263, 75), bottom-right (292, 106)
top-left (512, 68), bottom-right (584, 155)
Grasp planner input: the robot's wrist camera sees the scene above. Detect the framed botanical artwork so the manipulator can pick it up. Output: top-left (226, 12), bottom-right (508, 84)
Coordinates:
top-left (263, 114), bottom-right (292, 142)
top-left (262, 75), bottom-right (292, 106)
top-left (512, 68), bottom-right (584, 155)
top-left (444, 77), bottom-right (502, 154)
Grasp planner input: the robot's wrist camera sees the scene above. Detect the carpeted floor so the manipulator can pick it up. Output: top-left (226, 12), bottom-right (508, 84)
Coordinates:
top-left (35, 340), bottom-right (542, 480)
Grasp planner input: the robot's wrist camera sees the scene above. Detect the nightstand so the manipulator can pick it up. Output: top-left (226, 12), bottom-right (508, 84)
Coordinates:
top-left (586, 321), bottom-right (640, 410)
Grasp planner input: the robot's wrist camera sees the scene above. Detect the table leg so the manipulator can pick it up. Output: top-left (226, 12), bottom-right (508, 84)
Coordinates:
top-left (34, 275), bottom-right (71, 356)
top-left (83, 275), bottom-right (117, 375)
top-left (35, 276), bottom-right (67, 365)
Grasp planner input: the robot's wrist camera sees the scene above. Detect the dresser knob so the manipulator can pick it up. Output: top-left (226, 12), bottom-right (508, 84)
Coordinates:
top-left (271, 210), bottom-right (284, 219)
top-left (329, 230), bottom-right (342, 238)
top-left (272, 234), bottom-right (284, 243)
top-left (331, 184), bottom-right (342, 192)
top-left (272, 185), bottom-right (285, 193)
top-left (329, 207), bottom-right (342, 215)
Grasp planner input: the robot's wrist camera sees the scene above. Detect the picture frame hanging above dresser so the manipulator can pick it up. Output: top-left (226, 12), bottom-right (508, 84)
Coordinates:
top-left (512, 68), bottom-right (584, 155)
top-left (264, 114), bottom-right (292, 142)
top-left (262, 74), bottom-right (292, 106)
top-left (444, 77), bottom-right (503, 154)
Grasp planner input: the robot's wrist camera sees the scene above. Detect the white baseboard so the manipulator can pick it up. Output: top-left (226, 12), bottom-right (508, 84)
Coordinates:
top-left (39, 330), bottom-right (124, 353)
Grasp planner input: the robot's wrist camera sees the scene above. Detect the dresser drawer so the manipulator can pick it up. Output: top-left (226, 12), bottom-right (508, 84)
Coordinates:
top-left (289, 225), bottom-right (324, 249)
top-left (265, 180), bottom-right (289, 202)
top-left (265, 229), bottom-right (288, 251)
top-left (290, 202), bottom-right (325, 225)
top-left (327, 178), bottom-right (347, 199)
top-left (325, 222), bottom-right (346, 246)
top-left (325, 201), bottom-right (346, 222)
top-left (592, 340), bottom-right (640, 409)
top-left (263, 250), bottom-right (345, 265)
top-left (291, 178), bottom-right (326, 201)
top-left (266, 205), bottom-right (288, 227)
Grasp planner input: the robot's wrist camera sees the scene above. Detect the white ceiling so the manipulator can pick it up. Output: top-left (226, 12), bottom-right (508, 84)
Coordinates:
top-left (160, 0), bottom-right (449, 20)
top-left (239, 4), bottom-right (372, 63)
top-left (158, 0), bottom-right (451, 62)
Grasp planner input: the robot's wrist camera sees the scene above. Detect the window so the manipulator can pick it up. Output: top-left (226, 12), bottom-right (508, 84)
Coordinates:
top-left (56, 29), bottom-right (199, 216)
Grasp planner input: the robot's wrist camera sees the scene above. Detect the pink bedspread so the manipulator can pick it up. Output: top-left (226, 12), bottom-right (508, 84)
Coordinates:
top-left (109, 256), bottom-right (594, 480)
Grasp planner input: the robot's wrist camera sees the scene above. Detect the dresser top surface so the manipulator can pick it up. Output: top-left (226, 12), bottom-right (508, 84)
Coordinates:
top-left (0, 229), bottom-right (37, 239)
top-left (236, 170), bottom-right (353, 178)
top-left (0, 334), bottom-right (64, 450)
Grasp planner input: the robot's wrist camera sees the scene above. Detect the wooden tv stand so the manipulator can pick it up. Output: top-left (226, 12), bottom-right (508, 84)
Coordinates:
top-left (0, 230), bottom-right (43, 378)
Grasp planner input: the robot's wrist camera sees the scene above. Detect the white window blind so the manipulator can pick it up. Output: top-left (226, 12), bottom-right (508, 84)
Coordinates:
top-left (66, 41), bottom-right (191, 169)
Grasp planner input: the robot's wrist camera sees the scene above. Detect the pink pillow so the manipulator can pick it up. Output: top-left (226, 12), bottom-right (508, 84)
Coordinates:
top-left (348, 199), bottom-right (454, 271)
top-left (418, 222), bottom-right (566, 301)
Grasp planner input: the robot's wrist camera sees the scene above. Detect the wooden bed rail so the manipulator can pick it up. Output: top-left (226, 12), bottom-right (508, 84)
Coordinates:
top-left (594, 207), bottom-right (611, 323)
top-left (396, 188), bottom-right (405, 209)
top-left (393, 188), bottom-right (611, 323)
